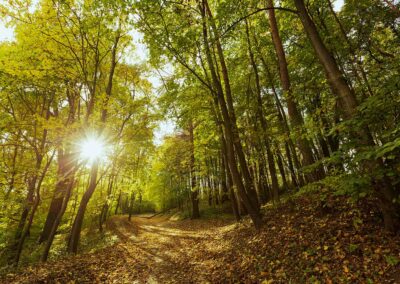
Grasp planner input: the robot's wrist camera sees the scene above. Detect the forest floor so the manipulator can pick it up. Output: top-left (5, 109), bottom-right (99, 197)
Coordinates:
top-left (1, 192), bottom-right (400, 283)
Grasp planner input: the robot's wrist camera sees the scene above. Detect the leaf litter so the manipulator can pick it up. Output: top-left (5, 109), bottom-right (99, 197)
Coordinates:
top-left (1, 194), bottom-right (400, 283)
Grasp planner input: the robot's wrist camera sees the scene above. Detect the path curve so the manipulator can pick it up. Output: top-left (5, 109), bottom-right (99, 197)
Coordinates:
top-left (2, 214), bottom-right (236, 284)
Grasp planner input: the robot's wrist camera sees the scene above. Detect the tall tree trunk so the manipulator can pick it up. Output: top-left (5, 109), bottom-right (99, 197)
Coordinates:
top-left (212, 102), bottom-right (241, 221)
top-left (4, 143), bottom-right (19, 201)
top-left (276, 147), bottom-right (288, 190)
top-left (13, 152), bottom-right (53, 264)
top-left (10, 98), bottom-right (51, 264)
top-left (115, 189), bottom-right (121, 215)
top-left (258, 155), bottom-right (269, 203)
top-left (9, 177), bottom-right (36, 265)
top-left (199, 0), bottom-right (262, 229)
top-left (189, 121), bottom-right (200, 219)
top-left (67, 33), bottom-right (120, 252)
top-left (227, 164), bottom-right (240, 221)
top-left (39, 151), bottom-right (75, 244)
top-left (128, 191), bottom-right (135, 221)
top-left (100, 172), bottom-right (116, 231)
top-left (220, 151), bottom-right (229, 203)
top-left (39, 88), bottom-right (78, 244)
top-left (266, 0), bottom-right (324, 182)
top-left (67, 162), bottom-right (99, 253)
top-left (254, 39), bottom-right (302, 188)
top-left (245, 19), bottom-right (280, 202)
top-left (204, 0), bottom-right (260, 211)
top-left (41, 176), bottom-right (74, 262)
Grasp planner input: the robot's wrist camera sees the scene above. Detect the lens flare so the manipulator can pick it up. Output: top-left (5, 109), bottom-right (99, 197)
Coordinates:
top-left (79, 136), bottom-right (104, 164)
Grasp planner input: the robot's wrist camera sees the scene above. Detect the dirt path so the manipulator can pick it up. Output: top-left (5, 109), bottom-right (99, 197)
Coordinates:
top-left (107, 215), bottom-right (236, 283)
top-left (5, 196), bottom-right (399, 283)
top-left (2, 215), bottom-right (236, 284)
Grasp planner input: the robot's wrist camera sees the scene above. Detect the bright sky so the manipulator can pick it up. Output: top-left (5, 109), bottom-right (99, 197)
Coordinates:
top-left (0, 0), bottom-right (345, 145)
top-left (334, 0), bottom-right (344, 11)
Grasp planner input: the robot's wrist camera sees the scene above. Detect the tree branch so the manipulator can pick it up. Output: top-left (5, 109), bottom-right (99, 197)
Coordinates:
top-left (221, 7), bottom-right (298, 38)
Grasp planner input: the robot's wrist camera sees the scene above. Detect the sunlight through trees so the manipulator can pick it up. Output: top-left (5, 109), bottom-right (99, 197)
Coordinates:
top-left (0, 0), bottom-right (399, 282)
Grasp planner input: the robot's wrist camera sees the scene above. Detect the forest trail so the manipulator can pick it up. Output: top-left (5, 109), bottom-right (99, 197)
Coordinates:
top-left (2, 214), bottom-right (237, 284)
top-left (3, 196), bottom-right (400, 283)
top-left (104, 214), bottom-right (235, 283)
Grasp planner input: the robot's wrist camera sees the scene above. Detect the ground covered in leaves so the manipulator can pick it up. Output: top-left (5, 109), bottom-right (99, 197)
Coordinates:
top-left (1, 193), bottom-right (400, 283)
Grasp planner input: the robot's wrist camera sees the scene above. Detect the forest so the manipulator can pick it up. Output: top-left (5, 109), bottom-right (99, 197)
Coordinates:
top-left (0, 0), bottom-right (399, 283)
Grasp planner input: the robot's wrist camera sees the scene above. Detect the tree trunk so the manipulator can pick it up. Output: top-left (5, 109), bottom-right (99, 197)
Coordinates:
top-left (215, 107), bottom-right (240, 221)
top-left (67, 162), bottom-right (99, 253)
top-left (225, 152), bottom-right (240, 221)
top-left (115, 189), bottom-right (121, 215)
top-left (199, 0), bottom-right (262, 229)
top-left (9, 177), bottom-right (36, 265)
top-left (128, 191), bottom-right (135, 221)
top-left (245, 19), bottom-right (280, 202)
top-left (267, 0), bottom-right (324, 182)
top-left (4, 144), bottom-right (19, 201)
top-left (204, 0), bottom-right (260, 212)
top-left (13, 152), bottom-right (53, 264)
top-left (39, 151), bottom-right (75, 244)
top-left (189, 121), bottom-right (200, 219)
top-left (67, 31), bottom-right (120, 252)
top-left (100, 174), bottom-right (115, 231)
top-left (276, 148), bottom-right (288, 190)
top-left (220, 151), bottom-right (229, 203)
top-left (255, 40), bottom-right (301, 188)
top-left (41, 177), bottom-right (74, 262)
